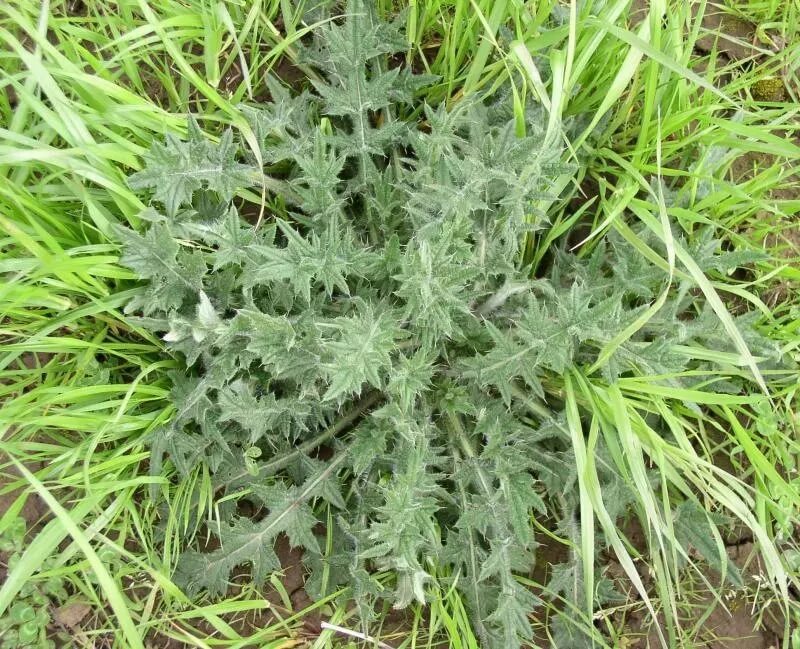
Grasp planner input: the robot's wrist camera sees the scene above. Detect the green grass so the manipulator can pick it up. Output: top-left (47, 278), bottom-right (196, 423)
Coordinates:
top-left (1, 0), bottom-right (799, 646)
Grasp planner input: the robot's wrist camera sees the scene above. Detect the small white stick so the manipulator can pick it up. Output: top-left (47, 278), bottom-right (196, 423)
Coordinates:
top-left (319, 621), bottom-right (394, 649)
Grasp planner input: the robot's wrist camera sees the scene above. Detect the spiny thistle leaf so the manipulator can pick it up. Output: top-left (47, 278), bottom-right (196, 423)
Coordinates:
top-left (129, 118), bottom-right (254, 216)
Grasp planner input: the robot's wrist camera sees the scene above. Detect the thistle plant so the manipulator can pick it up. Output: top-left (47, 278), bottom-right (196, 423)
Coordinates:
top-left (115, 2), bottom-right (781, 645)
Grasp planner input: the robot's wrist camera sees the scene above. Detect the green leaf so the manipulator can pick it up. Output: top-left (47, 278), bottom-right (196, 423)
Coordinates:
top-left (129, 117), bottom-right (254, 216)
top-left (321, 305), bottom-right (400, 402)
top-left (673, 500), bottom-right (742, 587)
top-left (246, 220), bottom-right (362, 301)
top-left (502, 472), bottom-right (543, 546)
top-left (387, 351), bottom-right (436, 412)
top-left (350, 418), bottom-right (389, 476)
top-left (115, 223), bottom-right (206, 314)
top-left (217, 380), bottom-right (285, 444)
top-left (176, 464), bottom-right (339, 596)
top-left (175, 517), bottom-right (281, 596)
top-left (485, 580), bottom-right (538, 646)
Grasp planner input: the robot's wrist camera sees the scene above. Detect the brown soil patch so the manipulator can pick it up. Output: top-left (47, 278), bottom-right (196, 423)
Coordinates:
top-left (623, 541), bottom-right (786, 649)
top-left (694, 10), bottom-right (759, 62)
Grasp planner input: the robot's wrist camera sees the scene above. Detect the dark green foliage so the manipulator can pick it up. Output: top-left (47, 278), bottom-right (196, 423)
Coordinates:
top-left (117, 2), bottom-right (779, 646)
